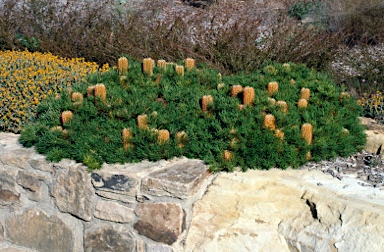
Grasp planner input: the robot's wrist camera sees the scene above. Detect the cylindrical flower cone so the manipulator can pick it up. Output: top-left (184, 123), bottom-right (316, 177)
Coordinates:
top-left (175, 65), bottom-right (184, 76)
top-left (268, 81), bottom-right (278, 96)
top-left (143, 58), bottom-right (154, 76)
top-left (157, 59), bottom-right (167, 70)
top-left (122, 128), bottom-right (133, 151)
top-left (264, 114), bottom-right (276, 130)
top-left (231, 85), bottom-right (243, 97)
top-left (268, 97), bottom-right (276, 105)
top-left (339, 92), bottom-right (350, 101)
top-left (297, 98), bottom-right (308, 109)
top-left (50, 126), bottom-right (63, 133)
top-left (71, 92), bottom-right (84, 103)
top-left (118, 57), bottom-right (128, 75)
top-left (290, 79), bottom-right (296, 85)
top-left (176, 131), bottom-right (188, 148)
top-left (137, 114), bottom-right (149, 130)
top-left (201, 95), bottom-right (213, 112)
top-left (243, 86), bottom-right (255, 106)
top-left (276, 100), bottom-right (288, 113)
top-left (86, 86), bottom-right (95, 97)
top-left (185, 58), bottom-right (195, 71)
top-left (301, 123), bottom-right (313, 144)
top-left (158, 129), bottom-right (170, 144)
top-left (274, 129), bottom-right (284, 140)
top-left (94, 84), bottom-right (107, 103)
top-left (119, 76), bottom-right (129, 88)
top-left (217, 83), bottom-right (225, 90)
top-left (217, 73), bottom-right (222, 82)
top-left (306, 151), bottom-right (312, 161)
top-left (61, 111), bottom-right (73, 126)
top-left (223, 150), bottom-right (232, 161)
top-left (300, 88), bottom-right (310, 100)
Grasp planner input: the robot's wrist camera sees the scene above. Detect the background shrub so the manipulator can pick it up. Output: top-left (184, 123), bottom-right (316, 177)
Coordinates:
top-left (0, 50), bottom-right (109, 133)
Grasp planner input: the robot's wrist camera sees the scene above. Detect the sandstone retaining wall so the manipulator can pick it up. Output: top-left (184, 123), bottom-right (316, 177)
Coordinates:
top-left (0, 132), bottom-right (215, 252)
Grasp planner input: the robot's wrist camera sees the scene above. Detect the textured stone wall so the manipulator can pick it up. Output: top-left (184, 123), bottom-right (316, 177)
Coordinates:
top-left (0, 132), bottom-right (215, 252)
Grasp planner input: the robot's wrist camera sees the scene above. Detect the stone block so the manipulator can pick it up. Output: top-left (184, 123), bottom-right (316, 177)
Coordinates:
top-left (16, 170), bottom-right (45, 192)
top-left (0, 172), bottom-right (20, 206)
top-left (91, 172), bottom-right (139, 196)
top-left (95, 190), bottom-right (136, 204)
top-left (0, 222), bottom-right (4, 241)
top-left (51, 165), bottom-right (96, 221)
top-left (94, 200), bottom-right (134, 223)
top-left (6, 208), bottom-right (74, 252)
top-left (28, 153), bottom-right (54, 173)
top-left (134, 203), bottom-right (184, 245)
top-left (141, 159), bottom-right (210, 199)
top-left (0, 149), bottom-right (34, 169)
top-left (84, 226), bottom-right (135, 252)
top-left (146, 244), bottom-right (174, 252)
top-left (0, 248), bottom-right (29, 252)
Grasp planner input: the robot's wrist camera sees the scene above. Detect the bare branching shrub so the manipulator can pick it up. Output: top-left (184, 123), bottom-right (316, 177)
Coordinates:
top-left (0, 0), bottom-right (343, 74)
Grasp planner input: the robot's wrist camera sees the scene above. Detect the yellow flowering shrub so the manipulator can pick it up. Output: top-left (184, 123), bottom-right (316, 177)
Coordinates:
top-left (0, 50), bottom-right (109, 133)
top-left (358, 90), bottom-right (384, 123)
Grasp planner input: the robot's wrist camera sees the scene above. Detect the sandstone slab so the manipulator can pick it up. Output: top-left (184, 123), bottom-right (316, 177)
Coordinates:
top-left (185, 169), bottom-right (384, 252)
top-left (94, 200), bottom-right (134, 223)
top-left (0, 149), bottom-right (34, 169)
top-left (84, 226), bottom-right (135, 252)
top-left (0, 172), bottom-right (20, 206)
top-left (134, 203), bottom-right (184, 245)
top-left (5, 208), bottom-right (74, 252)
top-left (359, 117), bottom-right (384, 155)
top-left (16, 170), bottom-right (45, 192)
top-left (141, 159), bottom-right (210, 199)
top-left (52, 164), bottom-right (96, 221)
top-left (28, 153), bottom-right (54, 173)
top-left (91, 172), bottom-right (138, 196)
top-left (0, 222), bottom-right (3, 241)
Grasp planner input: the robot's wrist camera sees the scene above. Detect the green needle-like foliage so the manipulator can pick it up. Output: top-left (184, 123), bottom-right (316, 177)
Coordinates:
top-left (19, 58), bottom-right (366, 171)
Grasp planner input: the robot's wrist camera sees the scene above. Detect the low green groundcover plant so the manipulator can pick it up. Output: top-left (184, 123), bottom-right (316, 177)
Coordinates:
top-left (19, 58), bottom-right (366, 171)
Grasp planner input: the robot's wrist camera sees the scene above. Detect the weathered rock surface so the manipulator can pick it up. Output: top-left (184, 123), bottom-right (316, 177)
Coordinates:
top-left (94, 200), bottom-right (134, 223)
top-left (6, 208), bottom-right (74, 252)
top-left (359, 117), bottom-right (384, 155)
top-left (141, 159), bottom-right (210, 199)
top-left (0, 222), bottom-right (3, 241)
top-left (52, 164), bottom-right (96, 221)
top-left (185, 169), bottom-right (384, 252)
top-left (134, 203), bottom-right (185, 245)
top-left (84, 227), bottom-right (135, 252)
top-left (0, 149), bottom-right (34, 169)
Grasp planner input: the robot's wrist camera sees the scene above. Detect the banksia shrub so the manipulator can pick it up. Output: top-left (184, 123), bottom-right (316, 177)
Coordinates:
top-left (137, 114), bottom-right (149, 130)
top-left (268, 81), bottom-right (279, 96)
top-left (231, 85), bottom-right (243, 97)
top-left (94, 84), bottom-right (107, 103)
top-left (61, 111), bottom-right (73, 125)
top-left (185, 58), bottom-right (195, 71)
top-left (143, 58), bottom-right (154, 76)
top-left (264, 114), bottom-right (276, 130)
top-left (158, 129), bottom-right (170, 144)
top-left (301, 123), bottom-right (313, 144)
top-left (243, 86), bottom-right (255, 106)
top-left (297, 98), bottom-right (308, 109)
top-left (175, 65), bottom-right (184, 76)
top-left (19, 60), bottom-right (366, 171)
top-left (300, 88), bottom-right (310, 100)
top-left (201, 95), bottom-right (214, 112)
top-left (122, 128), bottom-right (133, 151)
top-left (118, 57), bottom-right (128, 75)
top-left (276, 100), bottom-right (288, 113)
top-left (157, 60), bottom-right (167, 70)
top-left (176, 131), bottom-right (188, 148)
